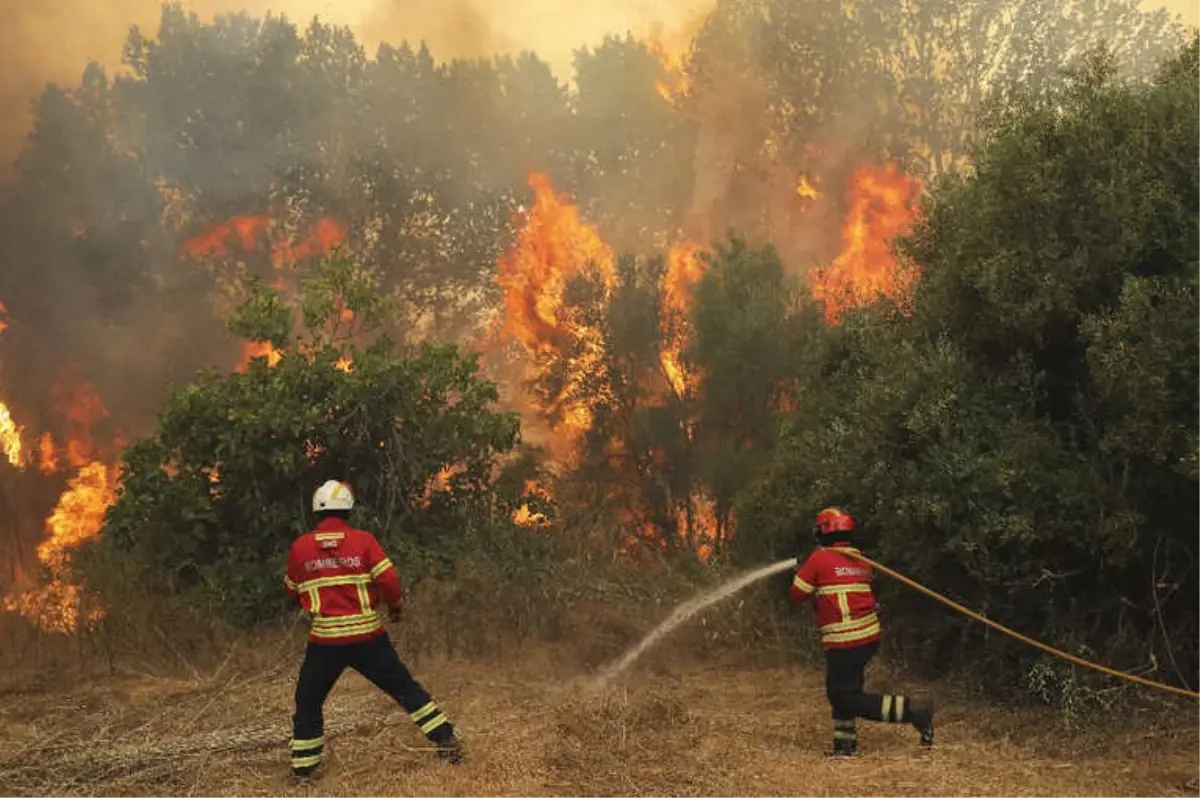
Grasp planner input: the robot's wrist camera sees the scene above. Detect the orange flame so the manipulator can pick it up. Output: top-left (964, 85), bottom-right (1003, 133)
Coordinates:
top-left (54, 377), bottom-right (111, 468)
top-left (3, 462), bottom-right (115, 632)
top-left (618, 489), bottom-right (720, 563)
top-left (657, 243), bottom-right (717, 560)
top-left (182, 215), bottom-right (346, 268)
top-left (237, 340), bottom-right (284, 371)
top-left (660, 242), bottom-right (707, 398)
top-left (796, 176), bottom-right (820, 200)
top-left (0, 402), bottom-right (21, 468)
top-left (285, 217), bottom-right (348, 263)
top-left (512, 479), bottom-right (551, 528)
top-left (648, 39), bottom-right (689, 103)
top-left (0, 303), bottom-right (22, 468)
top-left (5, 379), bottom-right (118, 633)
top-left (498, 172), bottom-right (616, 352)
top-left (496, 171), bottom-right (616, 459)
top-left (417, 465), bottom-right (462, 509)
top-left (810, 163), bottom-right (922, 324)
top-left (679, 491), bottom-right (719, 563)
top-left (183, 215), bottom-right (271, 258)
top-left (38, 432), bottom-right (58, 474)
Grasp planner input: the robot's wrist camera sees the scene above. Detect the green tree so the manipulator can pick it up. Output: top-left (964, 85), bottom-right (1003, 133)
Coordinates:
top-left (739, 39), bottom-right (1199, 696)
top-left (688, 236), bottom-right (802, 552)
top-left (83, 256), bottom-right (538, 627)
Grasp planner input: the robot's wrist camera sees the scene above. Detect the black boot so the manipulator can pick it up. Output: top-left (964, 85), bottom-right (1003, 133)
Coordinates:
top-left (825, 720), bottom-right (858, 757)
top-left (435, 733), bottom-right (465, 764)
top-left (908, 699), bottom-right (935, 747)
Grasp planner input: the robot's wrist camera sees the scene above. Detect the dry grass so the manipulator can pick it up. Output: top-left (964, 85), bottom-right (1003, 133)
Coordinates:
top-left (0, 626), bottom-right (1195, 798)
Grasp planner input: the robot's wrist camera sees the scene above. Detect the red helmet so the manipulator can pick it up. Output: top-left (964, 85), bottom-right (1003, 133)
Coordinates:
top-left (814, 507), bottom-right (856, 537)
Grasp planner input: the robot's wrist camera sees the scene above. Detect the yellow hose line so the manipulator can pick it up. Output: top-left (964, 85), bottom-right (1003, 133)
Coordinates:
top-left (839, 549), bottom-right (1200, 700)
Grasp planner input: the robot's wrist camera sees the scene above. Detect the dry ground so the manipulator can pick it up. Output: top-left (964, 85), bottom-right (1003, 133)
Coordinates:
top-left (0, 633), bottom-right (1195, 797)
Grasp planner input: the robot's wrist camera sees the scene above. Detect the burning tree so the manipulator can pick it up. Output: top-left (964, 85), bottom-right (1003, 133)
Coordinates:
top-left (0, 304), bottom-right (123, 634)
top-left (488, 159), bottom-right (927, 561)
top-left (492, 172), bottom-right (717, 558)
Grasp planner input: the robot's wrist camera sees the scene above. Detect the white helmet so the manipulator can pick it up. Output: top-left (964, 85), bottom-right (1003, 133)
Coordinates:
top-left (312, 480), bottom-right (355, 512)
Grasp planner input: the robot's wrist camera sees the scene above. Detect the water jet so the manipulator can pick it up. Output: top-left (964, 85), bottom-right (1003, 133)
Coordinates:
top-left (593, 558), bottom-right (797, 687)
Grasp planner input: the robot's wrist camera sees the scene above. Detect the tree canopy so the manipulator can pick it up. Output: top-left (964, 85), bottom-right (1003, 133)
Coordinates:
top-left (737, 39), bottom-right (1199, 695)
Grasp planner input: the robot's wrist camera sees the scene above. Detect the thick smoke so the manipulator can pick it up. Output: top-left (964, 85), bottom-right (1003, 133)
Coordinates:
top-left (0, 0), bottom-right (299, 166)
top-left (0, 0), bottom-right (715, 167)
top-left (2, 0), bottom-right (1191, 166)
top-left (359, 0), bottom-right (709, 74)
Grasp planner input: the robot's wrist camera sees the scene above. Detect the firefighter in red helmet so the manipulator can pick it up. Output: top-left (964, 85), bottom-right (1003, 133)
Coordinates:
top-left (789, 507), bottom-right (934, 756)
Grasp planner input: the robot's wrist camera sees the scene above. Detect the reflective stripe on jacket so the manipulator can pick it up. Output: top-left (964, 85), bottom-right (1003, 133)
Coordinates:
top-left (789, 544), bottom-right (881, 649)
top-left (285, 517), bottom-right (402, 645)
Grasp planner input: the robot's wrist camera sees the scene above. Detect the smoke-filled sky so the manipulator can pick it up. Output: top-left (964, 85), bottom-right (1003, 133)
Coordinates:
top-left (1, 0), bottom-right (1191, 167)
top-left (0, 0), bottom-right (708, 164)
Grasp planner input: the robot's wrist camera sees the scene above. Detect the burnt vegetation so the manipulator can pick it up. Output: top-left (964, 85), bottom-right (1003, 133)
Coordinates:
top-left (0, 0), bottom-right (1195, 722)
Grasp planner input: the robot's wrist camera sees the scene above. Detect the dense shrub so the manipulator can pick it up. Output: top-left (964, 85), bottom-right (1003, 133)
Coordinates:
top-left (81, 257), bottom-right (551, 628)
top-left (735, 41), bottom-right (1199, 697)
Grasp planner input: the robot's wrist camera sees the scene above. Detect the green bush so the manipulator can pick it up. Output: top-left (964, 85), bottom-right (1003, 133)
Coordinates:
top-left (80, 256), bottom-right (551, 628)
top-left (735, 40), bottom-right (1199, 699)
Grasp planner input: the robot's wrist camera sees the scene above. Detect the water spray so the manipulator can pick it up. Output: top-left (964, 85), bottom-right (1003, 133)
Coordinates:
top-left (593, 558), bottom-right (798, 687)
top-left (592, 549), bottom-right (1200, 700)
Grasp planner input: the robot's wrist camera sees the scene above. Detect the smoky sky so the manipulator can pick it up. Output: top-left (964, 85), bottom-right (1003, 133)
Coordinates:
top-left (0, 0), bottom-right (714, 168)
top-left (2, 0), bottom-right (1192, 167)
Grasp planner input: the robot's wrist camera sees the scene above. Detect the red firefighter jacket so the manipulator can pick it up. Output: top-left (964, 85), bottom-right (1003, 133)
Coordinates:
top-left (284, 517), bottom-right (402, 645)
top-left (789, 543), bottom-right (881, 650)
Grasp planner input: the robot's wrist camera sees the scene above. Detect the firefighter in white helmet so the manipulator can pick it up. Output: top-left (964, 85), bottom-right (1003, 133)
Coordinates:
top-left (283, 479), bottom-right (464, 779)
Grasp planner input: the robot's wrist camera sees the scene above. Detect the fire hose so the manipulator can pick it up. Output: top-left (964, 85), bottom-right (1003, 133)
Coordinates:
top-left (839, 548), bottom-right (1200, 700)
